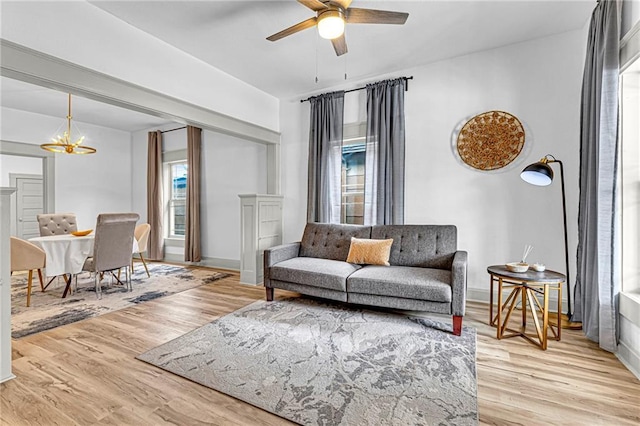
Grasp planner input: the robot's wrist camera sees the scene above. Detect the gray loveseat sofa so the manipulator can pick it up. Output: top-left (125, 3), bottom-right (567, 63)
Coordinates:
top-left (264, 223), bottom-right (468, 335)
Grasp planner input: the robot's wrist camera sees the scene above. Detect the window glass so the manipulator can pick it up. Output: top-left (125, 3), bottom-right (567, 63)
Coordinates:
top-left (169, 162), bottom-right (187, 237)
top-left (342, 143), bottom-right (365, 224)
top-left (622, 60), bottom-right (640, 294)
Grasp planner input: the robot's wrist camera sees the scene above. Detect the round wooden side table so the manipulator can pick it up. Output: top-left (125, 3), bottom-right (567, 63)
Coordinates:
top-left (487, 265), bottom-right (565, 350)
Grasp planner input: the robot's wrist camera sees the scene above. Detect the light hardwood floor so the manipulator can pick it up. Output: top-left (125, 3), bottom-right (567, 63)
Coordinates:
top-left (2, 267), bottom-right (639, 425)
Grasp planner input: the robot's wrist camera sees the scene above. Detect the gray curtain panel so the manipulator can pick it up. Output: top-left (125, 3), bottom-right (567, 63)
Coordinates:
top-left (185, 126), bottom-right (202, 262)
top-left (574, 0), bottom-right (621, 353)
top-left (365, 78), bottom-right (406, 225)
top-left (307, 91), bottom-right (345, 223)
top-left (147, 130), bottom-right (164, 261)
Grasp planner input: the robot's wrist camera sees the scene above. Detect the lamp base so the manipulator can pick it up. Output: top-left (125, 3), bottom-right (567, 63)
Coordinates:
top-left (548, 312), bottom-right (583, 330)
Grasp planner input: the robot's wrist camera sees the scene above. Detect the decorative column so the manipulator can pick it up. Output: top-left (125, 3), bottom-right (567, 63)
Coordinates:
top-left (1, 187), bottom-right (16, 383)
top-left (238, 194), bottom-right (283, 285)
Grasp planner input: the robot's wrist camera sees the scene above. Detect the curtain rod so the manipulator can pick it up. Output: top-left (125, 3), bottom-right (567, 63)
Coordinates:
top-left (160, 126), bottom-right (187, 134)
top-left (300, 76), bottom-right (413, 103)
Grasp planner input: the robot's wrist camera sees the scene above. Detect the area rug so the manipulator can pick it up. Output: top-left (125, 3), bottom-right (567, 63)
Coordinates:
top-left (138, 297), bottom-right (478, 425)
top-left (11, 263), bottom-right (230, 338)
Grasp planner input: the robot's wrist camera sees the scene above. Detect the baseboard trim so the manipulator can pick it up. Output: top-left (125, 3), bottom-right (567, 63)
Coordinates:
top-left (0, 373), bottom-right (16, 384)
top-left (162, 254), bottom-right (240, 271)
top-left (617, 340), bottom-right (640, 381)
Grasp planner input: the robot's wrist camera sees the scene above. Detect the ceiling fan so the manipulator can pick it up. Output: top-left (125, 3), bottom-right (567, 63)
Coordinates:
top-left (266, 0), bottom-right (409, 56)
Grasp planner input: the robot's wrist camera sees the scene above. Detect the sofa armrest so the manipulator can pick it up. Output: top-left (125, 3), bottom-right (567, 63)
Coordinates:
top-left (451, 250), bottom-right (468, 317)
top-left (264, 242), bottom-right (301, 288)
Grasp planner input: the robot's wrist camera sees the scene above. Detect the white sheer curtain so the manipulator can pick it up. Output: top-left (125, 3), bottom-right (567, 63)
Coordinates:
top-left (363, 140), bottom-right (378, 226)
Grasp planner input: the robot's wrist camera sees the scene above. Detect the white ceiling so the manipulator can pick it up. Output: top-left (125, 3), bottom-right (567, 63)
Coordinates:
top-left (1, 1), bottom-right (595, 132)
top-left (0, 77), bottom-right (173, 132)
top-left (90, 0), bottom-right (595, 99)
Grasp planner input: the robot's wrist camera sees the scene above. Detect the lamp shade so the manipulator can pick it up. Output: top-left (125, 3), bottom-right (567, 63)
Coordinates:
top-left (317, 10), bottom-right (345, 39)
top-left (521, 161), bottom-right (554, 186)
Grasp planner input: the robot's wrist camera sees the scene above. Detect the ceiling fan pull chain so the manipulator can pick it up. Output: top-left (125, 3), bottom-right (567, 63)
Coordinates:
top-left (315, 31), bottom-right (319, 84)
top-left (344, 52), bottom-right (348, 80)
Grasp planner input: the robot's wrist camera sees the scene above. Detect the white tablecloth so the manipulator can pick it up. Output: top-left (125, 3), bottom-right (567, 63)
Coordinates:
top-left (29, 235), bottom-right (140, 277)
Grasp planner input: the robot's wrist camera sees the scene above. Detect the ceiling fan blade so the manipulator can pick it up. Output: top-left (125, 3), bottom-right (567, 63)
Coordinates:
top-left (266, 17), bottom-right (318, 41)
top-left (346, 8), bottom-right (409, 25)
top-left (331, 34), bottom-right (348, 56)
top-left (332, 0), bottom-right (352, 9)
top-left (298, 0), bottom-right (329, 12)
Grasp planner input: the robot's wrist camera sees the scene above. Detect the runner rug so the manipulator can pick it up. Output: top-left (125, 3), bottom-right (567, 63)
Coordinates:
top-left (11, 263), bottom-right (230, 338)
top-left (138, 297), bottom-right (478, 425)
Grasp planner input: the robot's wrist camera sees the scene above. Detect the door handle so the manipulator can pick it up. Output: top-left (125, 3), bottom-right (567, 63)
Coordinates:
top-left (19, 218), bottom-right (23, 222)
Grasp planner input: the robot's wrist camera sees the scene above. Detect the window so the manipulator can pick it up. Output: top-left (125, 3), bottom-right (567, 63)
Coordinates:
top-left (168, 161), bottom-right (187, 238)
top-left (341, 143), bottom-right (365, 224)
top-left (621, 57), bottom-right (640, 295)
top-left (341, 123), bottom-right (367, 225)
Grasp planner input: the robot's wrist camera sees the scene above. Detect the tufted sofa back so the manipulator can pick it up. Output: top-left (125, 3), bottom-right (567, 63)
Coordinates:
top-left (37, 213), bottom-right (78, 236)
top-left (372, 225), bottom-right (457, 270)
top-left (300, 223), bottom-right (371, 261)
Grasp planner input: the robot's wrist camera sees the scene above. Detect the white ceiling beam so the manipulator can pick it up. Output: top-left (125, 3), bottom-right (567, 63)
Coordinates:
top-left (0, 39), bottom-right (280, 146)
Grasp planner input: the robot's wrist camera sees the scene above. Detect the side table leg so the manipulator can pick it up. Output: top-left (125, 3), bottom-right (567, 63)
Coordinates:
top-left (522, 284), bottom-right (527, 331)
top-left (557, 282), bottom-right (562, 341)
top-left (543, 284), bottom-right (550, 350)
top-left (489, 275), bottom-right (494, 326)
top-left (497, 278), bottom-right (503, 339)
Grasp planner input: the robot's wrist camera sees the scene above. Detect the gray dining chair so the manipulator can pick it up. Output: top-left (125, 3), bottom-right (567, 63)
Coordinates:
top-left (36, 213), bottom-right (78, 236)
top-left (82, 213), bottom-right (139, 298)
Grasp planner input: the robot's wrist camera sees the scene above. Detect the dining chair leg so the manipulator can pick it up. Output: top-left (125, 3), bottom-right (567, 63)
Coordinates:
top-left (37, 269), bottom-right (45, 292)
top-left (27, 269), bottom-right (34, 307)
top-left (95, 271), bottom-right (102, 299)
top-left (140, 253), bottom-right (150, 277)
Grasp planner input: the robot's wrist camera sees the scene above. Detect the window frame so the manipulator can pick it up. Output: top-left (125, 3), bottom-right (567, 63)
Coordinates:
top-left (162, 149), bottom-right (188, 240)
top-left (341, 122), bottom-right (367, 225)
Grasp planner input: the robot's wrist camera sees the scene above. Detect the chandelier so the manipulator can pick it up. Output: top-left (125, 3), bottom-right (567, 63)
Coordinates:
top-left (40, 94), bottom-right (96, 154)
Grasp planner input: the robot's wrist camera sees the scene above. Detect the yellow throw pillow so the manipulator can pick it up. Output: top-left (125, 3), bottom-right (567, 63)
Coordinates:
top-left (346, 237), bottom-right (394, 266)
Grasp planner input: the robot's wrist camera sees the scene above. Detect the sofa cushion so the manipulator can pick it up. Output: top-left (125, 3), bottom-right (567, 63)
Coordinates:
top-left (347, 265), bottom-right (452, 303)
top-left (371, 225), bottom-right (457, 270)
top-left (300, 223), bottom-right (371, 261)
top-left (270, 257), bottom-right (362, 292)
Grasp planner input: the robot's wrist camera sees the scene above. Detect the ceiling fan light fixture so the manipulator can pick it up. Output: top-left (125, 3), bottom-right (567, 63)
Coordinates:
top-left (317, 9), bottom-right (345, 40)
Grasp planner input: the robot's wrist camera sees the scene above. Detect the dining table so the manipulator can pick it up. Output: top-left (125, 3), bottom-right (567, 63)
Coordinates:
top-left (29, 234), bottom-right (139, 298)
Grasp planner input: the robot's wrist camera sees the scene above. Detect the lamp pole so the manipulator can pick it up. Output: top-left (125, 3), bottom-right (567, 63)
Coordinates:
top-left (521, 154), bottom-right (581, 328)
top-left (547, 157), bottom-right (572, 318)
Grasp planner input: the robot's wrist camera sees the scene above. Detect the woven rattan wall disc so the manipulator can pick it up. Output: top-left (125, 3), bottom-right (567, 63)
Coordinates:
top-left (456, 111), bottom-right (525, 170)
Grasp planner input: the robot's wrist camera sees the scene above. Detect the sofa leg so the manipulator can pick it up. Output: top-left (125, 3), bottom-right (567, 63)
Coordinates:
top-left (453, 315), bottom-right (463, 336)
top-left (266, 287), bottom-right (274, 302)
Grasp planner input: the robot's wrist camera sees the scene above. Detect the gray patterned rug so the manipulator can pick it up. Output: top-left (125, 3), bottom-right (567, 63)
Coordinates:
top-left (11, 263), bottom-right (230, 338)
top-left (138, 297), bottom-right (478, 425)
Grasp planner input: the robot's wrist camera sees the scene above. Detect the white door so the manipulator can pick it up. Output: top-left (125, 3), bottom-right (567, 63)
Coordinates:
top-left (16, 177), bottom-right (43, 239)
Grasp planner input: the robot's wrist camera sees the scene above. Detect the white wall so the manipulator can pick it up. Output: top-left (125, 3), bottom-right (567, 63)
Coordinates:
top-left (131, 125), bottom-right (267, 265)
top-left (0, 154), bottom-right (41, 186)
top-left (620, 0), bottom-right (640, 380)
top-left (0, 1), bottom-right (280, 131)
top-left (623, 0), bottom-right (640, 38)
top-left (0, 107), bottom-right (133, 229)
top-left (280, 29), bottom-right (587, 304)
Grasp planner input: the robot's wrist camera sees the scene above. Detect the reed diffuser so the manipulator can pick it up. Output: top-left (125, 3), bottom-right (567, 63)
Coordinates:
top-left (521, 244), bottom-right (533, 264)
top-left (506, 244), bottom-right (533, 273)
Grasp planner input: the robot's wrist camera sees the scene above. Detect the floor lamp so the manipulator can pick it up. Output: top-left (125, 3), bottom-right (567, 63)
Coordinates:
top-left (520, 154), bottom-right (582, 330)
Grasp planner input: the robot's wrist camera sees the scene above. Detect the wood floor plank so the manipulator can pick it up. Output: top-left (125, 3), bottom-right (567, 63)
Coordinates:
top-left (2, 268), bottom-right (638, 425)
